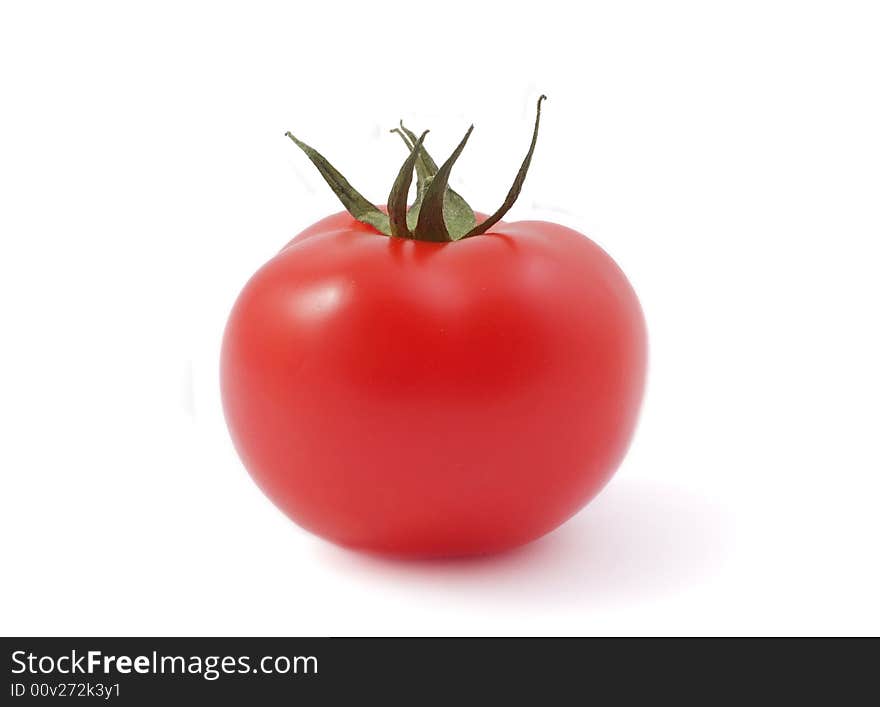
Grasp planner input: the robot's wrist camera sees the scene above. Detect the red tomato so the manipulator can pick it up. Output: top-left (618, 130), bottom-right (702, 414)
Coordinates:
top-left (221, 210), bottom-right (646, 557)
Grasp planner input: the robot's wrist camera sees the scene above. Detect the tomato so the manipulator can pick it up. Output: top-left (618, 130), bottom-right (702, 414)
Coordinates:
top-left (221, 98), bottom-right (646, 556)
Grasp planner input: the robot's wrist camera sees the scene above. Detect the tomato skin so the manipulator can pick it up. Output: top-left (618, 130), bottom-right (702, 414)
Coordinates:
top-left (221, 212), bottom-right (646, 557)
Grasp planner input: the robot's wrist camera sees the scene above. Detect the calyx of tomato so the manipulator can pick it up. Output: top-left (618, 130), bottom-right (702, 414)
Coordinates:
top-left (284, 95), bottom-right (546, 242)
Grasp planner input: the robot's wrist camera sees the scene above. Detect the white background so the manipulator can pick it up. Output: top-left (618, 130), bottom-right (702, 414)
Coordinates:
top-left (1, 1), bottom-right (879, 636)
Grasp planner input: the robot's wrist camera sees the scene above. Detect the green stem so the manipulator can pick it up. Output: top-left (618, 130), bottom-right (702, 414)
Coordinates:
top-left (387, 131), bottom-right (428, 239)
top-left (284, 132), bottom-right (390, 234)
top-left (284, 95), bottom-right (546, 242)
top-left (459, 95), bottom-right (547, 238)
top-left (414, 126), bottom-right (473, 242)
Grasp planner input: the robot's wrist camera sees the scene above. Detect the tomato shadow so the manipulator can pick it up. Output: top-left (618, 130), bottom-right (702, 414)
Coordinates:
top-left (314, 478), bottom-right (730, 607)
